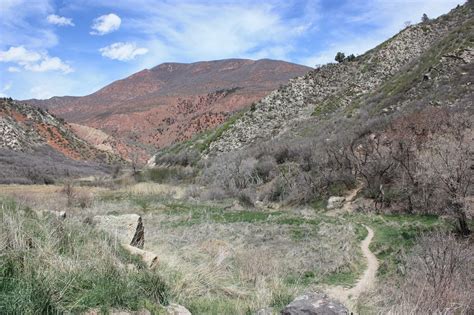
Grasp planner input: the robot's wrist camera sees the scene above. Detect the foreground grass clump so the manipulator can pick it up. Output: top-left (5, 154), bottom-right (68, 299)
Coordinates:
top-left (0, 197), bottom-right (169, 314)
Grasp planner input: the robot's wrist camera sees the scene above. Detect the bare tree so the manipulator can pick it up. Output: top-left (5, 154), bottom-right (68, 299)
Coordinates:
top-left (418, 131), bottom-right (472, 235)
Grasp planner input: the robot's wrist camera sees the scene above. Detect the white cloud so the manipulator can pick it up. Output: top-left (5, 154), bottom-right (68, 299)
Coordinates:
top-left (0, 46), bottom-right (41, 64)
top-left (7, 66), bottom-right (21, 72)
top-left (0, 46), bottom-right (73, 74)
top-left (47, 14), bottom-right (74, 26)
top-left (121, 1), bottom-right (318, 68)
top-left (25, 56), bottom-right (73, 73)
top-left (30, 86), bottom-right (54, 99)
top-left (90, 13), bottom-right (121, 35)
top-left (0, 82), bottom-right (12, 97)
top-left (0, 0), bottom-right (57, 48)
top-left (99, 42), bottom-right (148, 61)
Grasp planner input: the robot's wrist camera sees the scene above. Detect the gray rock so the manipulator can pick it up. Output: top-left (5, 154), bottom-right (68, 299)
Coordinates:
top-left (122, 244), bottom-right (158, 269)
top-left (37, 209), bottom-right (67, 220)
top-left (166, 303), bottom-right (192, 315)
top-left (327, 197), bottom-right (345, 210)
top-left (256, 307), bottom-right (274, 315)
top-left (93, 214), bottom-right (145, 248)
top-left (281, 293), bottom-right (349, 315)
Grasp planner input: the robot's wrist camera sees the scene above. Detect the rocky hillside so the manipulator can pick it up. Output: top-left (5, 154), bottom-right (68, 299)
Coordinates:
top-left (26, 59), bottom-right (311, 160)
top-left (208, 4), bottom-right (473, 154)
top-left (0, 98), bottom-right (120, 183)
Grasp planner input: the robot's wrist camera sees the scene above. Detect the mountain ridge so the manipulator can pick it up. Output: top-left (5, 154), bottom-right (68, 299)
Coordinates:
top-left (26, 58), bottom-right (311, 160)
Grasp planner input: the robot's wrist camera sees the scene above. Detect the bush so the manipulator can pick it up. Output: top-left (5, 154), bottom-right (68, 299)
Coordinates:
top-left (335, 52), bottom-right (345, 63)
top-left (378, 232), bottom-right (473, 314)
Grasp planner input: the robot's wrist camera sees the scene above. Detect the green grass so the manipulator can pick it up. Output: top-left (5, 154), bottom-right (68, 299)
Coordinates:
top-left (0, 197), bottom-right (170, 314)
top-left (343, 213), bottom-right (447, 277)
top-left (320, 269), bottom-right (362, 287)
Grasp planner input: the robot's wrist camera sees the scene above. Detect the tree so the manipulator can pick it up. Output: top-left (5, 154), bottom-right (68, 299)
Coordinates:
top-left (418, 133), bottom-right (472, 236)
top-left (346, 54), bottom-right (356, 62)
top-left (335, 52), bottom-right (345, 63)
top-left (421, 13), bottom-right (429, 23)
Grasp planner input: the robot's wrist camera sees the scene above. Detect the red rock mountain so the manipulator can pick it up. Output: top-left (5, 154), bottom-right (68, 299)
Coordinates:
top-left (26, 59), bottom-right (311, 160)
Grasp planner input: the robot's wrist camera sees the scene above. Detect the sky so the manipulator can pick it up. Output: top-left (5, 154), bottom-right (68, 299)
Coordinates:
top-left (0, 0), bottom-right (465, 100)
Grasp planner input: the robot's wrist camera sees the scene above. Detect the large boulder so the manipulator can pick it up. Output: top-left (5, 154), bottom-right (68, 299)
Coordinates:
top-left (281, 293), bottom-right (349, 315)
top-left (327, 197), bottom-right (345, 210)
top-left (93, 214), bottom-right (145, 248)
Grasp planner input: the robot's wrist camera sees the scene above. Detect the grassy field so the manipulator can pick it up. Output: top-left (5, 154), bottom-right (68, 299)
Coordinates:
top-left (0, 183), bottom-right (460, 314)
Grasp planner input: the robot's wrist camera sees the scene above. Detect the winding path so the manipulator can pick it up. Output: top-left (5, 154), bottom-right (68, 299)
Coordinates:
top-left (327, 225), bottom-right (379, 313)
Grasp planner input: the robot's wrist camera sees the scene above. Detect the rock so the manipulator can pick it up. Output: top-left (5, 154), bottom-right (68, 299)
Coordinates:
top-left (93, 214), bottom-right (145, 248)
top-left (37, 210), bottom-right (66, 220)
top-left (281, 293), bottom-right (349, 315)
top-left (327, 197), bottom-right (345, 210)
top-left (166, 303), bottom-right (192, 315)
top-left (256, 307), bottom-right (273, 315)
top-left (122, 244), bottom-right (158, 269)
top-left (84, 309), bottom-right (151, 315)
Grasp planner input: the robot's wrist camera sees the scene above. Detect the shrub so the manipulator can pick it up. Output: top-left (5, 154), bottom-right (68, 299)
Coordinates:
top-left (378, 232), bottom-right (473, 314)
top-left (335, 52), bottom-right (345, 63)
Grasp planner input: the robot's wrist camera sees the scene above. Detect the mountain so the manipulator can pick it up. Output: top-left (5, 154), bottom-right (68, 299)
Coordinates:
top-left (149, 2), bottom-right (473, 216)
top-left (26, 59), bottom-right (312, 160)
top-left (0, 98), bottom-right (120, 184)
top-left (207, 4), bottom-right (473, 154)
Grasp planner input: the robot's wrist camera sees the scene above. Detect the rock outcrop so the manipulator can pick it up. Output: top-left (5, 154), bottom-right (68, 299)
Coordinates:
top-left (93, 214), bottom-right (145, 249)
top-left (281, 293), bottom-right (349, 315)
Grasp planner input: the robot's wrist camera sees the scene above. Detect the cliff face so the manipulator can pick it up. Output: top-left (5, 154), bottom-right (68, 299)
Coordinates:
top-left (26, 59), bottom-right (312, 160)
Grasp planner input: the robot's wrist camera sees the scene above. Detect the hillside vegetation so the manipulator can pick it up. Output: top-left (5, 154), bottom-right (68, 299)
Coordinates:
top-left (0, 98), bottom-right (121, 184)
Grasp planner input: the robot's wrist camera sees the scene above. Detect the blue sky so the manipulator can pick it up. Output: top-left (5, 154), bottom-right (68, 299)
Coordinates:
top-left (0, 0), bottom-right (465, 100)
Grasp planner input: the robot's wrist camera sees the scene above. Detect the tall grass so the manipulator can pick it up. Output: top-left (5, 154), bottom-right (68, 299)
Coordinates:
top-left (0, 197), bottom-right (169, 314)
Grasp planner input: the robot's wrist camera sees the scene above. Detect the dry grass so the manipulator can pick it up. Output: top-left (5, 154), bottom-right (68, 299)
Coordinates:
top-left (2, 180), bottom-right (460, 314)
top-left (120, 182), bottom-right (187, 199)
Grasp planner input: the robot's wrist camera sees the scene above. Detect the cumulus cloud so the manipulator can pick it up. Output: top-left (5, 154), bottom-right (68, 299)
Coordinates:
top-left (47, 14), bottom-right (74, 26)
top-left (99, 42), bottom-right (148, 61)
top-left (0, 46), bottom-right (41, 63)
top-left (90, 13), bottom-right (121, 35)
top-left (0, 46), bottom-right (73, 73)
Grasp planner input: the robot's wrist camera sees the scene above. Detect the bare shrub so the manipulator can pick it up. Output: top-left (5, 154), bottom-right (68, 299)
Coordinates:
top-left (237, 189), bottom-right (256, 207)
top-left (254, 155), bottom-right (278, 182)
top-left (76, 190), bottom-right (93, 209)
top-left (184, 185), bottom-right (201, 199)
top-left (380, 232), bottom-right (473, 314)
top-left (61, 181), bottom-right (76, 207)
top-left (202, 185), bottom-right (228, 201)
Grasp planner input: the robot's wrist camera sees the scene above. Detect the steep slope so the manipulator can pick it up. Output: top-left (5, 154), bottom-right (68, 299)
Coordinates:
top-left (0, 98), bottom-right (120, 184)
top-left (152, 2), bottom-right (473, 214)
top-left (26, 59), bottom-right (311, 160)
top-left (208, 4), bottom-right (473, 154)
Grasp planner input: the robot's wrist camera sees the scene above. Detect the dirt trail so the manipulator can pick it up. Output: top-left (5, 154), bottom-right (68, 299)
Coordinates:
top-left (327, 225), bottom-right (379, 313)
top-left (327, 185), bottom-right (363, 217)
